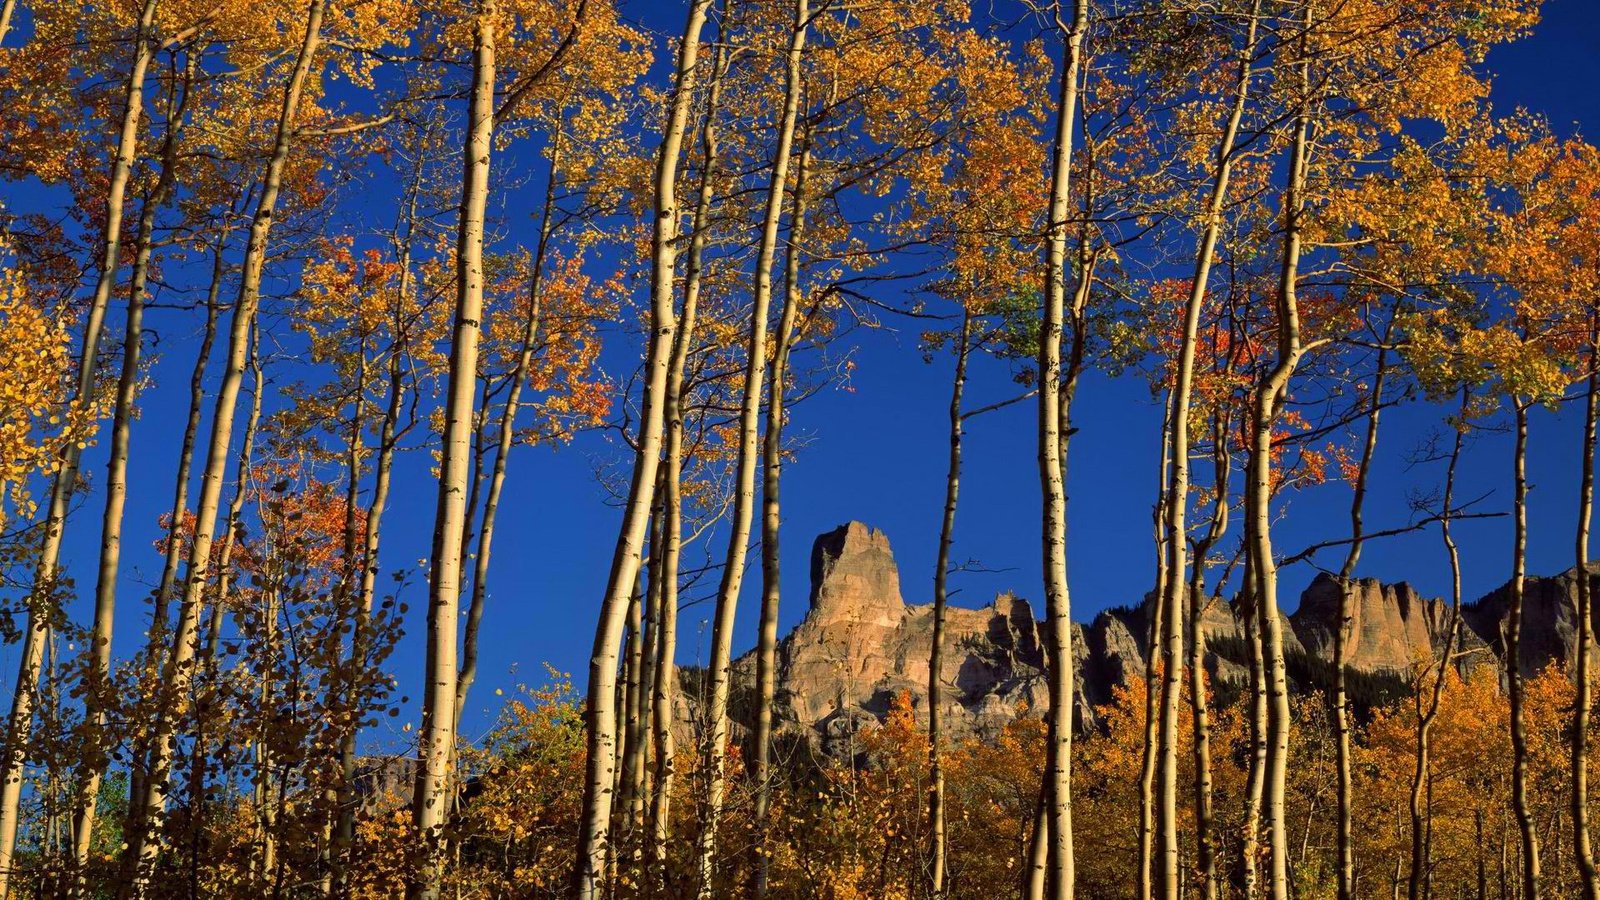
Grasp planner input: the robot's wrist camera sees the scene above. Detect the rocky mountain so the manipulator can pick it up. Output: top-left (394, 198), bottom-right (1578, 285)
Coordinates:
top-left (736, 521), bottom-right (1597, 750)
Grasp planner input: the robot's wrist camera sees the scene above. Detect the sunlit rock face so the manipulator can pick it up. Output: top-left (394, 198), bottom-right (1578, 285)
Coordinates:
top-left (730, 522), bottom-right (1567, 752)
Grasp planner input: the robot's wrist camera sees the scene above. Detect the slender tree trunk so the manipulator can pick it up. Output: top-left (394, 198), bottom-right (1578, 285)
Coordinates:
top-left (1249, 19), bottom-right (1313, 897)
top-left (0, 0), bottom-right (15, 48)
top-left (331, 124), bottom-right (427, 889)
top-left (0, 1), bottom-right (161, 890)
top-left (114, 3), bottom-right (326, 894)
top-left (1139, 392), bottom-right (1172, 900)
top-left (927, 308), bottom-right (971, 900)
top-left (188, 331), bottom-right (261, 889)
top-left (1240, 554), bottom-right (1266, 899)
top-left (1409, 387), bottom-right (1468, 900)
top-left (454, 137), bottom-right (559, 742)
top-left (1155, 12), bottom-right (1255, 895)
top-left (646, 24), bottom-right (728, 891)
top-left (1334, 328), bottom-right (1393, 900)
top-left (751, 128), bottom-right (811, 899)
top-left (126, 218), bottom-right (229, 836)
top-left (409, 6), bottom-right (494, 897)
top-left (693, 5), bottom-right (807, 893)
top-left (1026, 779), bottom-right (1049, 900)
top-left (1189, 414), bottom-right (1231, 900)
top-left (1575, 323), bottom-right (1600, 900)
top-left (575, 3), bottom-right (713, 895)
top-left (1507, 398), bottom-right (1541, 900)
top-left (70, 47), bottom-right (193, 885)
top-left (1037, 5), bottom-right (1087, 897)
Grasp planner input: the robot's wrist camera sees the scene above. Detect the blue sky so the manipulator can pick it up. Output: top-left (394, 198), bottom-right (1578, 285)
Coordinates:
top-left (21, 0), bottom-right (1600, 747)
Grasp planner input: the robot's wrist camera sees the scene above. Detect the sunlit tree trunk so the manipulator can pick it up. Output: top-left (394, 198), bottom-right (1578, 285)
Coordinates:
top-left (1334, 328), bottom-right (1392, 900)
top-left (1139, 391), bottom-right (1172, 900)
top-left (0, 0), bottom-right (15, 48)
top-left (1189, 413), bottom-right (1231, 900)
top-left (1576, 322), bottom-right (1600, 900)
top-left (69, 47), bottom-right (194, 886)
top-left (181, 329), bottom-right (259, 895)
top-left (575, 3), bottom-right (713, 895)
top-left (694, 4), bottom-right (807, 893)
top-left (1239, 546), bottom-right (1265, 899)
top-left (1155, 9), bottom-right (1254, 895)
top-left (1037, 4), bottom-right (1087, 896)
top-left (752, 128), bottom-right (811, 899)
top-left (1507, 397), bottom-right (1541, 899)
top-left (115, 2), bottom-right (327, 894)
top-left (0, 1), bottom-right (161, 890)
top-left (409, 5), bottom-right (494, 896)
top-left (928, 307), bottom-right (971, 900)
top-left (646, 24), bottom-right (727, 889)
top-left (1249, 24), bottom-right (1313, 893)
top-left (1409, 388), bottom-right (1467, 900)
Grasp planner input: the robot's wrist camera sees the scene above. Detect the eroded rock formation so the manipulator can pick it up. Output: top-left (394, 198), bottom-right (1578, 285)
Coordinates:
top-left (740, 521), bottom-right (1539, 751)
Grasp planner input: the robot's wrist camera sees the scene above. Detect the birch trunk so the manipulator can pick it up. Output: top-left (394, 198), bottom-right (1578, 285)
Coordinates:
top-left (1575, 323), bottom-right (1600, 900)
top-left (0, 1), bottom-right (161, 890)
top-left (1155, 8), bottom-right (1255, 893)
top-left (693, 4), bottom-right (807, 892)
top-left (115, 2), bottom-right (326, 892)
top-left (409, 5), bottom-right (494, 896)
top-left (1038, 4), bottom-right (1087, 896)
top-left (1507, 398), bottom-right (1541, 899)
top-left (575, 2), bottom-right (712, 893)
top-left (751, 128), bottom-right (811, 899)
top-left (70, 47), bottom-right (193, 881)
top-left (927, 307), bottom-right (971, 899)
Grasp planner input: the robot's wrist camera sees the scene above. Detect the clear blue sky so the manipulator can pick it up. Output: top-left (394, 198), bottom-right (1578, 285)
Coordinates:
top-left (26, 0), bottom-right (1600, 747)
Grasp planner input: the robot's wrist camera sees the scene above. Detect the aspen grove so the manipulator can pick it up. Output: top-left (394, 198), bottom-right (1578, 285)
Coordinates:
top-left (1, 0), bottom-right (1599, 897)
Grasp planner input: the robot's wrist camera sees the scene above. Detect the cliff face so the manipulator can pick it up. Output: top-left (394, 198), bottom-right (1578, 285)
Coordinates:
top-left (743, 522), bottom-right (1530, 750)
top-left (757, 523), bottom-right (1051, 754)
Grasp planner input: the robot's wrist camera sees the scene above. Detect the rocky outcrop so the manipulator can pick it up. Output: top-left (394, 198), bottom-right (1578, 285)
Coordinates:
top-left (1292, 573), bottom-right (1474, 676)
top-left (742, 521), bottom-right (1540, 751)
top-left (753, 523), bottom-right (1051, 754)
top-left (1463, 563), bottom-right (1600, 676)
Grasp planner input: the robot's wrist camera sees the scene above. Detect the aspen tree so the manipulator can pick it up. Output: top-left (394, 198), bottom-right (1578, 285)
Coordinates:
top-left (1250, 23), bottom-right (1313, 894)
top-left (117, 1), bottom-right (329, 890)
top-left (693, 1), bottom-right (808, 892)
top-left (1332, 327), bottom-right (1394, 900)
top-left (1154, 7), bottom-right (1257, 897)
top-left (1138, 395), bottom-right (1171, 900)
top-left (409, 2), bottom-right (494, 896)
top-left (1409, 387), bottom-right (1469, 900)
top-left (0, 0), bottom-right (162, 892)
top-left (1188, 410), bottom-right (1232, 900)
top-left (928, 307), bottom-right (972, 899)
top-left (751, 127), bottom-right (812, 899)
top-left (648, 12), bottom-right (731, 881)
top-left (1576, 320), bottom-right (1600, 900)
top-left (574, 1), bottom-right (713, 893)
top-left (69, 45), bottom-right (195, 882)
top-left (1036, 1), bottom-right (1087, 895)
top-left (1506, 396), bottom-right (1541, 899)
